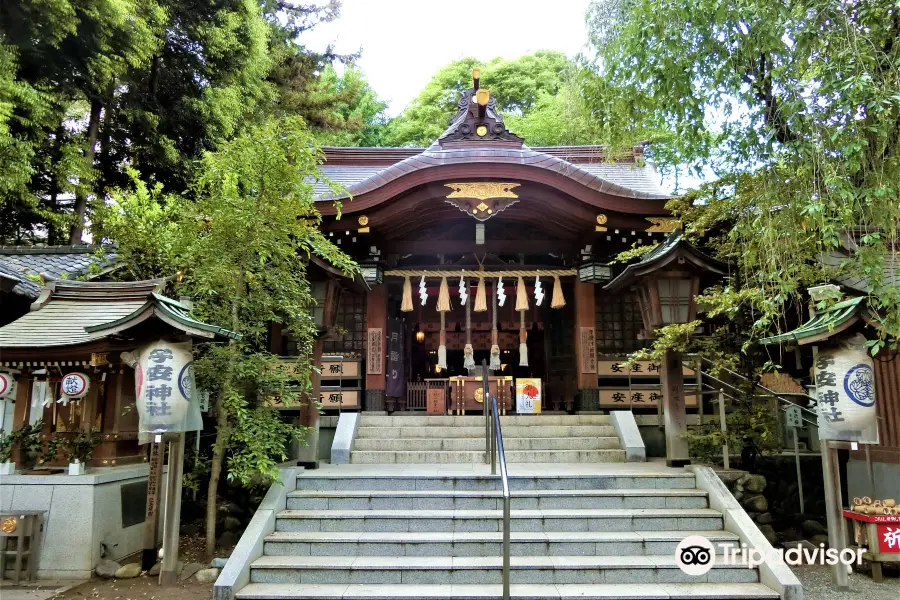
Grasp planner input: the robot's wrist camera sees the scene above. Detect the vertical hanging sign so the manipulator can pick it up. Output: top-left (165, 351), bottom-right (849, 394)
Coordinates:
top-left (580, 327), bottom-right (597, 374)
top-left (385, 319), bottom-right (405, 398)
top-left (367, 328), bottom-right (383, 375)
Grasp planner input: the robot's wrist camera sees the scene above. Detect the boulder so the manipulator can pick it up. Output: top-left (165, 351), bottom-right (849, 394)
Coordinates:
top-left (180, 523), bottom-right (200, 536)
top-left (179, 562), bottom-right (205, 581)
top-left (802, 519), bottom-right (827, 536)
top-left (759, 524), bottom-right (778, 545)
top-left (222, 516), bottom-right (241, 532)
top-left (715, 470), bottom-right (746, 487)
top-left (148, 562), bottom-right (161, 576)
top-left (210, 557), bottom-right (228, 568)
top-left (195, 567), bottom-right (220, 584)
top-left (218, 502), bottom-right (243, 516)
top-left (756, 512), bottom-right (774, 525)
top-left (114, 562), bottom-right (142, 579)
top-left (95, 559), bottom-right (122, 578)
top-left (809, 534), bottom-right (830, 547)
top-left (733, 491), bottom-right (744, 501)
top-left (743, 494), bottom-right (769, 513)
top-left (218, 530), bottom-right (238, 547)
top-left (745, 474), bottom-right (767, 493)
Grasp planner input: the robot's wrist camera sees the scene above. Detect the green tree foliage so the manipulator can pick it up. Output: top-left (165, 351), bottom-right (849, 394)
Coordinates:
top-left (587, 0), bottom-right (900, 352)
top-left (0, 0), bottom-right (387, 244)
top-left (96, 116), bottom-right (357, 556)
top-left (386, 51), bottom-right (600, 147)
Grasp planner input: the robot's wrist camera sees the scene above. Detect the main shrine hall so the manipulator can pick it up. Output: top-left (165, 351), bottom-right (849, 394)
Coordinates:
top-left (287, 71), bottom-right (703, 421)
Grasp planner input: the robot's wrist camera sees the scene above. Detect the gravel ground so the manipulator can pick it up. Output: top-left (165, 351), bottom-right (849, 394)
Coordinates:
top-left (793, 562), bottom-right (900, 599)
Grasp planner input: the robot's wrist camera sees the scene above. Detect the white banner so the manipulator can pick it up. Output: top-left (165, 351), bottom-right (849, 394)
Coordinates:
top-left (815, 333), bottom-right (878, 442)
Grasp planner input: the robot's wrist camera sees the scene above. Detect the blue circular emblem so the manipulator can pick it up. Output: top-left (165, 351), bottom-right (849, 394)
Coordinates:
top-left (843, 364), bottom-right (874, 407)
top-left (178, 362), bottom-right (194, 400)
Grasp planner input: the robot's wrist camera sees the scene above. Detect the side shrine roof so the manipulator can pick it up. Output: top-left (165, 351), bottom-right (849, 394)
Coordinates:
top-left (604, 233), bottom-right (728, 292)
top-left (0, 244), bottom-right (119, 300)
top-left (759, 296), bottom-right (867, 346)
top-left (0, 279), bottom-right (240, 349)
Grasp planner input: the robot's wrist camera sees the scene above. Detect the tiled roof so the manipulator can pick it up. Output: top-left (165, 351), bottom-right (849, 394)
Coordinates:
top-left (823, 250), bottom-right (900, 293)
top-left (0, 245), bottom-right (119, 300)
top-left (759, 296), bottom-right (866, 346)
top-left (310, 149), bottom-right (669, 201)
top-left (0, 279), bottom-right (240, 349)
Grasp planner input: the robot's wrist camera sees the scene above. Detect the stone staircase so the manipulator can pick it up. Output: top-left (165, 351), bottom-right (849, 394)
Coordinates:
top-left (235, 471), bottom-right (779, 599)
top-left (350, 414), bottom-right (627, 464)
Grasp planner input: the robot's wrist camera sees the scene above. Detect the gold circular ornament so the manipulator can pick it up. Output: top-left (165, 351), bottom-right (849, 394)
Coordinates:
top-left (474, 387), bottom-right (484, 403)
top-left (1, 518), bottom-right (16, 534)
top-left (476, 125), bottom-right (488, 137)
top-left (596, 214), bottom-right (608, 225)
top-left (358, 215), bottom-right (369, 226)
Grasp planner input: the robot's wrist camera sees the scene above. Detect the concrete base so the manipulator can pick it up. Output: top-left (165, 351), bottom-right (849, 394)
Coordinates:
top-left (609, 411), bottom-right (646, 462)
top-left (667, 458), bottom-right (691, 467)
top-left (0, 464), bottom-right (169, 580)
top-left (330, 413), bottom-right (360, 465)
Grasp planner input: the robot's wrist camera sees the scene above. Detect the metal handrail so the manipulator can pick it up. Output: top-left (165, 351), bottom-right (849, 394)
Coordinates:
top-left (490, 394), bottom-right (511, 600)
top-left (480, 360), bottom-right (510, 600)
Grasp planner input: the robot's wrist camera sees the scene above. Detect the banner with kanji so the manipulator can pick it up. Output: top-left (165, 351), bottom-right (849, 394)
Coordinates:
top-left (814, 333), bottom-right (878, 443)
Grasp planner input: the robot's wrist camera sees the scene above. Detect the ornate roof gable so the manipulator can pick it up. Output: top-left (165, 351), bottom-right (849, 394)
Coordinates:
top-left (437, 71), bottom-right (524, 149)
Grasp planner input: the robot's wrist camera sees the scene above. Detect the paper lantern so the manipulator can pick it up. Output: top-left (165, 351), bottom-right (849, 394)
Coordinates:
top-left (59, 372), bottom-right (90, 405)
top-left (0, 373), bottom-right (16, 399)
top-left (815, 333), bottom-right (877, 438)
top-left (133, 340), bottom-right (203, 437)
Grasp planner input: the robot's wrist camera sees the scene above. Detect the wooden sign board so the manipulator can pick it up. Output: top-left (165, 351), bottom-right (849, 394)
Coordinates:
top-left (597, 360), bottom-right (695, 377)
top-left (426, 388), bottom-right (446, 415)
top-left (367, 328), bottom-right (383, 375)
top-left (599, 388), bottom-right (697, 408)
top-left (320, 360), bottom-right (360, 379)
top-left (580, 328), bottom-right (597, 374)
top-left (320, 389), bottom-right (360, 409)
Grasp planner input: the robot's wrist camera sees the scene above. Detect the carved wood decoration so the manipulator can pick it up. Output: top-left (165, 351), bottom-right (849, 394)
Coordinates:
top-left (444, 182), bottom-right (520, 221)
top-left (646, 217), bottom-right (680, 232)
top-left (438, 89), bottom-right (524, 148)
top-left (366, 328), bottom-right (383, 375)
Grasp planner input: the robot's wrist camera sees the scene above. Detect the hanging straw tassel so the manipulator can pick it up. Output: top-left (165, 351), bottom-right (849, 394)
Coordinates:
top-left (464, 344), bottom-right (475, 370)
top-left (474, 277), bottom-right (487, 312)
top-left (437, 277), bottom-right (451, 312)
top-left (518, 311), bottom-right (528, 367)
top-left (515, 276), bottom-right (528, 311)
top-left (438, 312), bottom-right (448, 369)
top-left (401, 277), bottom-right (413, 312)
top-left (551, 275), bottom-right (566, 309)
top-left (490, 278), bottom-right (501, 370)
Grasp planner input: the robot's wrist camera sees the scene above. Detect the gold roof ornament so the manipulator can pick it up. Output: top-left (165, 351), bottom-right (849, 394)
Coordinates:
top-left (645, 217), bottom-right (680, 233)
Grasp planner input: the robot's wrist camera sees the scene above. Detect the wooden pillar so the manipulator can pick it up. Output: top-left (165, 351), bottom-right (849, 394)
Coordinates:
top-left (573, 281), bottom-right (599, 411)
top-left (365, 285), bottom-right (387, 411)
top-left (661, 350), bottom-right (690, 467)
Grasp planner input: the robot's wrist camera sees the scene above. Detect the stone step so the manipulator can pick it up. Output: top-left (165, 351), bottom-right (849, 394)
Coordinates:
top-left (286, 489), bottom-right (709, 511)
top-left (349, 449), bottom-right (627, 464)
top-left (294, 474), bottom-right (698, 492)
top-left (248, 555), bottom-right (759, 585)
top-left (358, 415), bottom-right (612, 427)
top-left (355, 425), bottom-right (618, 439)
top-left (263, 530), bottom-right (739, 557)
top-left (352, 436), bottom-right (623, 452)
top-left (274, 508), bottom-right (724, 533)
top-left (236, 582), bottom-right (779, 599)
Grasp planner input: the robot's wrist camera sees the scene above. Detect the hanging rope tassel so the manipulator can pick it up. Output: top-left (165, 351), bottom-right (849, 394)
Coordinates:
top-left (437, 277), bottom-right (451, 313)
top-left (438, 311), bottom-right (447, 369)
top-left (551, 275), bottom-right (566, 309)
top-left (515, 276), bottom-right (528, 311)
top-left (464, 289), bottom-right (475, 370)
top-left (518, 310), bottom-right (528, 367)
top-left (490, 278), bottom-right (501, 370)
top-left (401, 276), bottom-right (413, 312)
top-left (474, 276), bottom-right (487, 312)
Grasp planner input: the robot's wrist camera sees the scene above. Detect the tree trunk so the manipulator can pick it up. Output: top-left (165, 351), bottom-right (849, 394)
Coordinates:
top-left (69, 99), bottom-right (102, 244)
top-left (205, 389), bottom-right (229, 559)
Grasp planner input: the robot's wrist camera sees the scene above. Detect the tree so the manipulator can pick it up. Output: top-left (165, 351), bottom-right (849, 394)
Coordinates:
top-left (586, 0), bottom-right (900, 352)
top-left (302, 65), bottom-right (389, 146)
top-left (385, 51), bottom-right (599, 147)
top-left (96, 116), bottom-right (357, 557)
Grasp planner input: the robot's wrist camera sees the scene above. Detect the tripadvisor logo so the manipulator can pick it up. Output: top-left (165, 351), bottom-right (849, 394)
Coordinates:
top-left (675, 535), bottom-right (865, 575)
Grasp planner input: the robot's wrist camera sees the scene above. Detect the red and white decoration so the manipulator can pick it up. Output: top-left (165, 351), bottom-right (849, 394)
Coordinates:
top-left (58, 372), bottom-right (90, 406)
top-left (0, 372), bottom-right (15, 399)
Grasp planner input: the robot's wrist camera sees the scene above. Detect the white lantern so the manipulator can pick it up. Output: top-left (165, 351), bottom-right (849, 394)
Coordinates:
top-left (133, 340), bottom-right (202, 439)
top-left (59, 372), bottom-right (90, 405)
top-left (0, 373), bottom-right (16, 399)
top-left (815, 333), bottom-right (877, 440)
